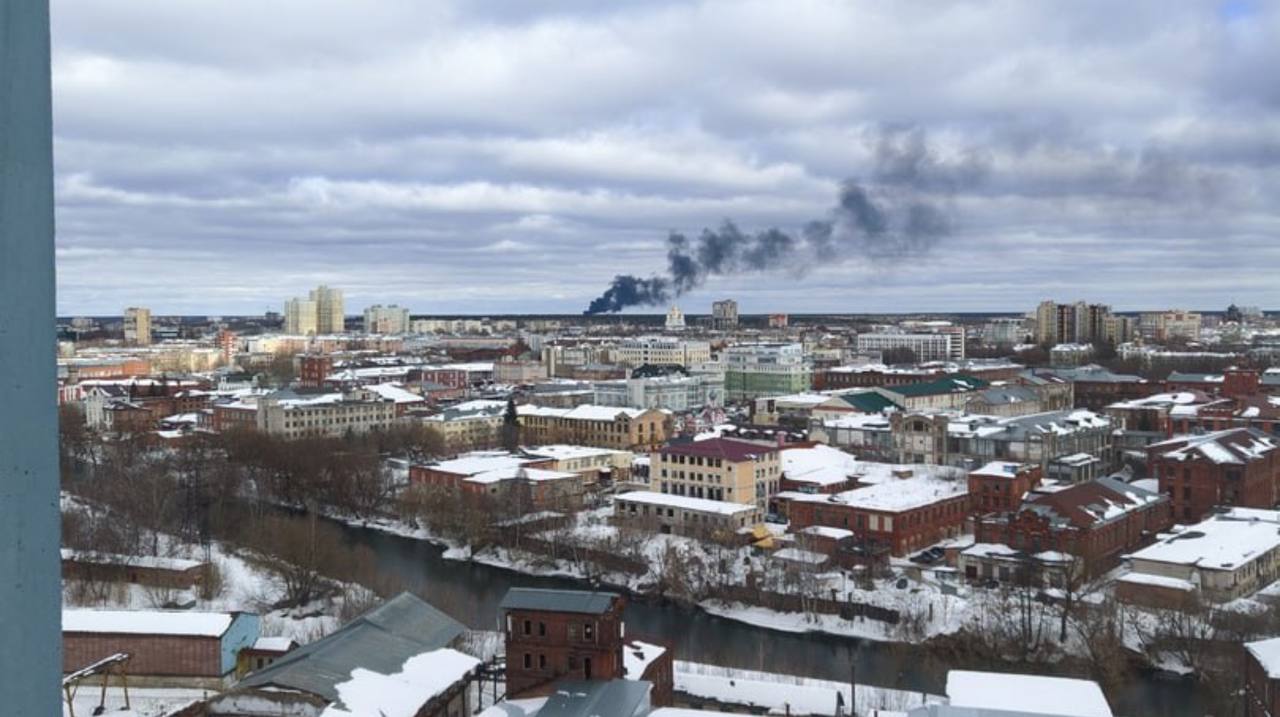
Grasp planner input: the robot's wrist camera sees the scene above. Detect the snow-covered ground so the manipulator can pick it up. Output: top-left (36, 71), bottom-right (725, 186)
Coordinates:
top-left (62, 686), bottom-right (209, 717)
top-left (62, 493), bottom-right (356, 647)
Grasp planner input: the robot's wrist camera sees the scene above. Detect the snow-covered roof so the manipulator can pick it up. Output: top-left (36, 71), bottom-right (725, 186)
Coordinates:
top-left (363, 382), bottom-right (425, 404)
top-left (793, 475), bottom-right (967, 513)
top-left (526, 444), bottom-right (624, 461)
top-left (1151, 428), bottom-right (1277, 465)
top-left (773, 548), bottom-right (829, 565)
top-left (1115, 571), bottom-right (1196, 592)
top-left (798, 525), bottom-right (855, 540)
top-left (780, 445), bottom-right (860, 486)
top-left (63, 609), bottom-right (236, 637)
top-left (969, 461), bottom-right (1025, 478)
top-left (622, 640), bottom-right (667, 680)
top-left (1247, 637), bottom-right (1280, 679)
top-left (321, 648), bottom-right (480, 717)
top-left (517, 404), bottom-right (652, 421)
top-left (945, 670), bottom-right (1112, 717)
top-left (253, 636), bottom-right (296, 652)
top-left (614, 491), bottom-right (757, 516)
top-left (464, 467), bottom-right (579, 485)
top-left (61, 549), bottom-right (203, 572)
top-left (425, 451), bottom-right (537, 476)
top-left (1126, 508), bottom-right (1280, 571)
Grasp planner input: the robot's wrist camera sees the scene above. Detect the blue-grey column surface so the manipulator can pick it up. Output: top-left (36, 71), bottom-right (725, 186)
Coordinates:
top-left (0, 0), bottom-right (62, 713)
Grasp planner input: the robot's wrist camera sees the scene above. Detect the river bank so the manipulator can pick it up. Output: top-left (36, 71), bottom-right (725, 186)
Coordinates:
top-left (319, 508), bottom-right (1210, 716)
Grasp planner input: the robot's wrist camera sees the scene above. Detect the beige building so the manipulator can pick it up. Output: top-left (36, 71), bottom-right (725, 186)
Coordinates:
top-left (615, 336), bottom-right (711, 368)
top-left (1140, 310), bottom-right (1202, 343)
top-left (1118, 507), bottom-right (1280, 604)
top-left (517, 404), bottom-right (671, 451)
top-left (525, 444), bottom-right (633, 486)
top-left (123, 307), bottom-right (152, 346)
top-left (614, 491), bottom-right (760, 538)
top-left (651, 437), bottom-right (780, 510)
top-left (284, 298), bottom-right (318, 336)
top-left (256, 389), bottom-right (397, 439)
top-left (419, 400), bottom-right (507, 453)
top-left (362, 304), bottom-right (410, 334)
top-left (310, 285), bottom-right (345, 334)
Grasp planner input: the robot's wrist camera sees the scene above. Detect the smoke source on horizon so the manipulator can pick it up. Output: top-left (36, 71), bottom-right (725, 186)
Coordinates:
top-left (583, 128), bottom-right (987, 314)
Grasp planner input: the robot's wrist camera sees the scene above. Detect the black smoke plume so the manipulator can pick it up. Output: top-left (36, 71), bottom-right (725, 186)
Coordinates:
top-left (582, 128), bottom-right (984, 314)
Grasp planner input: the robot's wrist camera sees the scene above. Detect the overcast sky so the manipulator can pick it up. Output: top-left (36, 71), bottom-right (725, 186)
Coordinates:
top-left (52, 0), bottom-right (1280, 316)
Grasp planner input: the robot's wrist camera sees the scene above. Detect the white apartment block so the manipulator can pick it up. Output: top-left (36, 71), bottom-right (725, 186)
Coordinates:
top-left (363, 304), bottom-right (411, 334)
top-left (856, 330), bottom-right (964, 362)
top-left (593, 374), bottom-right (724, 411)
top-left (283, 298), bottom-right (318, 336)
top-left (616, 336), bottom-right (712, 367)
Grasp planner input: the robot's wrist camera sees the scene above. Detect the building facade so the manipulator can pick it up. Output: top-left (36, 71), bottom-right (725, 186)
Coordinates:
top-left (1149, 428), bottom-right (1280, 522)
top-left (123, 307), bottom-right (152, 346)
top-left (362, 304), bottom-right (410, 334)
top-left (310, 284), bottom-right (345, 334)
top-left (723, 343), bottom-right (810, 401)
top-left (651, 438), bottom-right (780, 510)
top-left (615, 336), bottom-right (712, 368)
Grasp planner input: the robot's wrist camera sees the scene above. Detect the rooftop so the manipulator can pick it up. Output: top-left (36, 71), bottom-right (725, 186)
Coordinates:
top-left (1150, 428), bottom-right (1277, 465)
top-left (499, 588), bottom-right (620, 615)
top-left (1126, 508), bottom-right (1280, 571)
top-left (238, 593), bottom-right (466, 703)
top-left (614, 490), bottom-right (758, 515)
top-left (661, 437), bottom-right (778, 462)
top-left (794, 474), bottom-right (967, 513)
top-left (63, 609), bottom-right (238, 637)
top-left (945, 670), bottom-right (1112, 717)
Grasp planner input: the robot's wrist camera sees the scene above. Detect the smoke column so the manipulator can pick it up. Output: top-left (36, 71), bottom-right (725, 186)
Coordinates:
top-left (583, 128), bottom-right (986, 314)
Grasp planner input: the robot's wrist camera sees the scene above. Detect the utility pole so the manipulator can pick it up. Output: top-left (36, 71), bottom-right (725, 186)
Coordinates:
top-left (0, 1), bottom-right (62, 713)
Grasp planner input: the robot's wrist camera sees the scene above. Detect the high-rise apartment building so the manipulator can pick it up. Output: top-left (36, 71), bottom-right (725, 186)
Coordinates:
top-left (123, 307), bottom-right (152, 346)
top-left (1034, 300), bottom-right (1118, 346)
top-left (310, 285), bottom-right (345, 334)
top-left (283, 298), bottom-right (317, 335)
top-left (1140, 310), bottom-right (1203, 343)
top-left (711, 299), bottom-right (739, 329)
top-left (362, 304), bottom-right (410, 334)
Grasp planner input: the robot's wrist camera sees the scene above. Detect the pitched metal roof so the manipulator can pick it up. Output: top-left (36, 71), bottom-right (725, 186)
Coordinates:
top-left (499, 588), bottom-right (620, 615)
top-left (888, 375), bottom-right (989, 398)
top-left (236, 592), bottom-right (465, 703)
top-left (659, 437), bottom-right (778, 462)
top-left (538, 680), bottom-right (651, 717)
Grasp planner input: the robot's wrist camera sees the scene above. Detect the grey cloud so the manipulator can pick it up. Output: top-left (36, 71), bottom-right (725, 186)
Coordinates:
top-left (48, 0), bottom-right (1280, 314)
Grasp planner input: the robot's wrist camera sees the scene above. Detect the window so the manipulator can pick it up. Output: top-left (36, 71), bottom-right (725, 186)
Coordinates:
top-left (523, 653), bottom-right (532, 669)
top-left (584, 621), bottom-right (595, 640)
top-left (538, 622), bottom-right (546, 637)
top-left (539, 654), bottom-right (547, 669)
top-left (523, 619), bottom-right (531, 635)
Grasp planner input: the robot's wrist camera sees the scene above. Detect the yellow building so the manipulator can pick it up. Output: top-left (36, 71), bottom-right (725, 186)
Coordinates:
top-left (651, 437), bottom-right (780, 511)
top-left (517, 404), bottom-right (671, 451)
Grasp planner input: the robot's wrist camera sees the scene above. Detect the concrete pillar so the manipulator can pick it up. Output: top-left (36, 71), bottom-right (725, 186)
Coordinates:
top-left (0, 1), bottom-right (62, 713)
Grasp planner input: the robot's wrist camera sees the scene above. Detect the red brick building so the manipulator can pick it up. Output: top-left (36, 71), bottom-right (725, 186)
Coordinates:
top-left (501, 589), bottom-right (625, 697)
top-left (499, 588), bottom-right (673, 705)
top-left (1246, 637), bottom-right (1280, 717)
top-left (63, 609), bottom-right (259, 685)
top-left (1149, 428), bottom-right (1280, 522)
top-left (975, 476), bottom-right (1172, 575)
top-left (968, 462), bottom-right (1042, 515)
top-left (787, 473), bottom-right (970, 556)
top-left (298, 354), bottom-right (333, 388)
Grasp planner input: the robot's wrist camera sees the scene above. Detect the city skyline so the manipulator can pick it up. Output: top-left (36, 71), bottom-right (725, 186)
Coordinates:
top-left (53, 1), bottom-right (1280, 315)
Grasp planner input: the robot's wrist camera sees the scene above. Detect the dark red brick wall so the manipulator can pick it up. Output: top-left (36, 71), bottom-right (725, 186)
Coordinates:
top-left (64, 633), bottom-right (221, 677)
